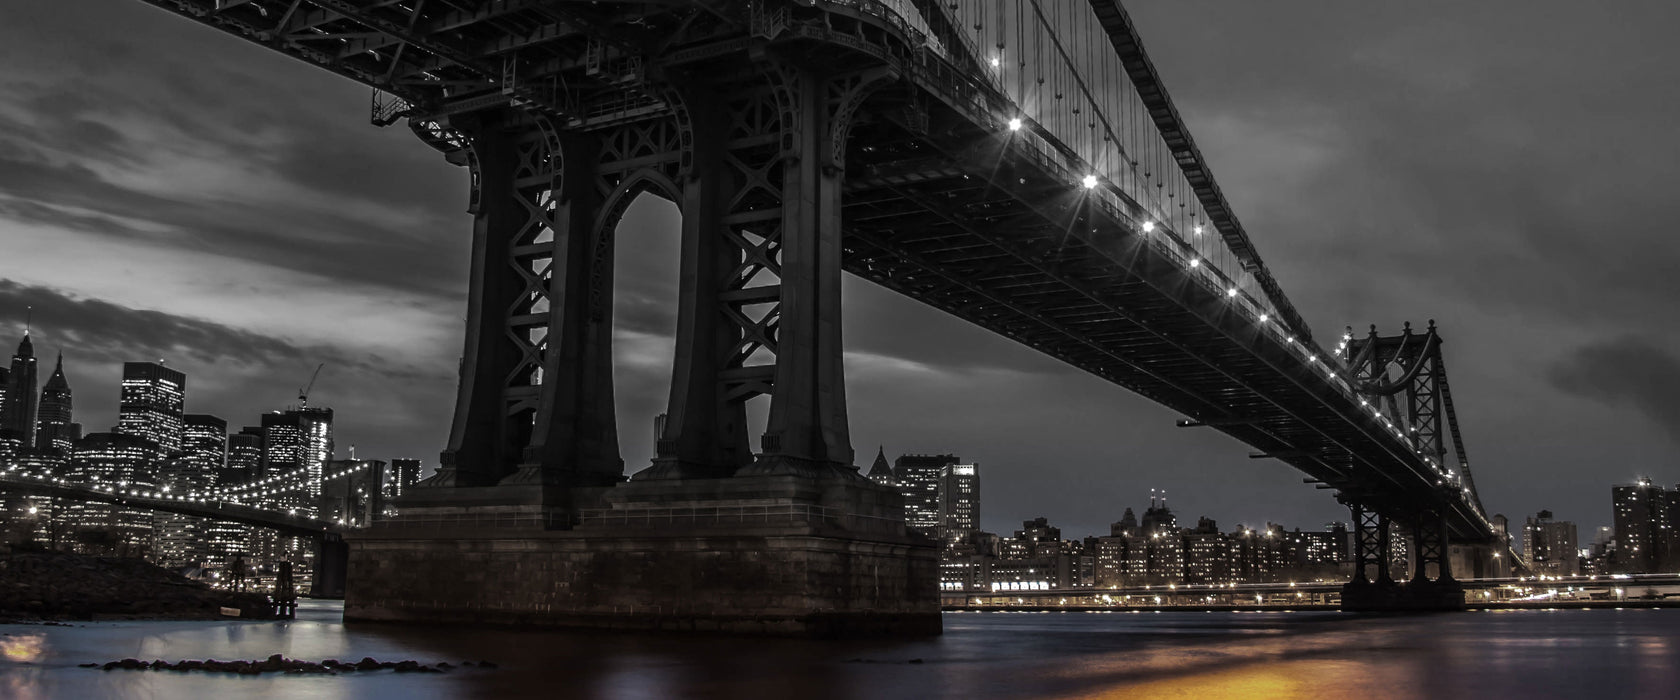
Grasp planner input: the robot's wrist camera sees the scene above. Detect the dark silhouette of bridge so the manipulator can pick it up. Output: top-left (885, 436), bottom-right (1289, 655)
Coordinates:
top-left (122, 0), bottom-right (1515, 629)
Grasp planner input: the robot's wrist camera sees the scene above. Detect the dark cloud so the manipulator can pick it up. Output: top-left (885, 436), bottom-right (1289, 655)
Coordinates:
top-left (1550, 336), bottom-right (1680, 448)
top-left (0, 280), bottom-right (444, 381)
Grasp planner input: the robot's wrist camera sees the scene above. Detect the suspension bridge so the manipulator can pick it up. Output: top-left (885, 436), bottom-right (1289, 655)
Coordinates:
top-left (0, 460), bottom-right (376, 595)
top-left (116, 0), bottom-right (1514, 632)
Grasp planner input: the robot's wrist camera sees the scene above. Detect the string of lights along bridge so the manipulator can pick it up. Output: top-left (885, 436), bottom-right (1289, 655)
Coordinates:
top-left (2, 460), bottom-right (372, 520)
top-left (873, 1), bottom-right (1492, 527)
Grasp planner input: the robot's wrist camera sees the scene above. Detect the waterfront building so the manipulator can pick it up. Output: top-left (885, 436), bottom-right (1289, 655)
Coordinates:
top-left (153, 454), bottom-right (205, 569)
top-left (893, 453), bottom-right (955, 538)
top-left (33, 353), bottom-right (79, 452)
top-left (1284, 523), bottom-right (1350, 581)
top-left (1523, 510), bottom-right (1580, 576)
top-left (156, 414), bottom-right (230, 569)
top-left (0, 447), bottom-right (68, 546)
top-left (1230, 523), bottom-right (1291, 583)
top-left (1612, 479), bottom-right (1672, 573)
top-left (1, 333), bottom-right (39, 447)
top-left (116, 362), bottom-right (185, 455)
top-left (65, 432), bottom-right (158, 557)
top-left (1182, 517), bottom-right (1231, 585)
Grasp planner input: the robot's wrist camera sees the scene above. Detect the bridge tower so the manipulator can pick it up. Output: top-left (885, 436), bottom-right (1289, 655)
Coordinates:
top-left (349, 0), bottom-right (938, 636)
top-left (1339, 322), bottom-right (1469, 610)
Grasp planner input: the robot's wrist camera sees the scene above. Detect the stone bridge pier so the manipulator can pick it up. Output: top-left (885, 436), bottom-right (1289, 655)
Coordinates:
top-left (346, 40), bottom-right (939, 636)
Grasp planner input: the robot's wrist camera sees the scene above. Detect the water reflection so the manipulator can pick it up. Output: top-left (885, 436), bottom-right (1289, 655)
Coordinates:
top-left (1, 632), bottom-right (45, 663)
top-left (3, 604), bottom-right (1679, 699)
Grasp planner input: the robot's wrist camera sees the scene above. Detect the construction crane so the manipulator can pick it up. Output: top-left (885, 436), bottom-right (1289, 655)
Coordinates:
top-left (298, 363), bottom-right (325, 408)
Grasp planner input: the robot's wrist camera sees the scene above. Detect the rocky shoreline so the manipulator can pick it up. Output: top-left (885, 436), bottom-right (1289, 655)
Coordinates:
top-left (86, 654), bottom-right (499, 676)
top-left (0, 549), bottom-right (275, 621)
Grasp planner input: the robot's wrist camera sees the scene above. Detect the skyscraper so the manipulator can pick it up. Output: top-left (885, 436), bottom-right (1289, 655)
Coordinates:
top-left (388, 457), bottom-right (423, 499)
top-left (261, 406), bottom-right (333, 509)
top-left (65, 432), bottom-right (159, 556)
top-left (938, 463), bottom-right (980, 542)
top-left (34, 352), bottom-right (79, 453)
top-left (1, 332), bottom-right (39, 446)
top-left (116, 362), bottom-right (186, 455)
top-left (226, 428), bottom-right (264, 483)
top-left (893, 453), bottom-right (956, 538)
top-left (146, 414), bottom-right (231, 566)
top-left (1612, 479), bottom-right (1671, 573)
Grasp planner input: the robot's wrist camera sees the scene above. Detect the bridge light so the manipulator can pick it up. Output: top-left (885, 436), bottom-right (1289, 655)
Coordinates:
top-left (1226, 288), bottom-right (1238, 298)
top-left (1259, 314), bottom-right (1269, 323)
top-left (1082, 175), bottom-right (1099, 189)
top-left (1189, 258), bottom-right (1200, 268)
top-left (1008, 117), bottom-right (1023, 131)
top-left (990, 56), bottom-right (1001, 68)
top-left (1142, 221), bottom-right (1155, 232)
top-left (1194, 225), bottom-right (1204, 235)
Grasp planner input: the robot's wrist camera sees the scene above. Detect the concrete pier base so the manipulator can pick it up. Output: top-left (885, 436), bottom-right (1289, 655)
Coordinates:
top-left (345, 475), bottom-right (940, 637)
top-left (1341, 579), bottom-right (1466, 612)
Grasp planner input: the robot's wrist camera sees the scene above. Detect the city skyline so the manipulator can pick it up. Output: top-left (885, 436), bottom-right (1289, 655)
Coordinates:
top-left (2, 0), bottom-right (1679, 542)
top-left (0, 329), bottom-right (413, 467)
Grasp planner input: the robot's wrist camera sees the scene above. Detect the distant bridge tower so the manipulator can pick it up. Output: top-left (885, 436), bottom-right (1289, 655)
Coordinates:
top-left (1340, 321), bottom-right (1480, 608)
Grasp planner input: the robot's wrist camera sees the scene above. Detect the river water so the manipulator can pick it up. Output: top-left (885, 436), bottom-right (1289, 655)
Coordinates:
top-left (2, 601), bottom-right (1677, 699)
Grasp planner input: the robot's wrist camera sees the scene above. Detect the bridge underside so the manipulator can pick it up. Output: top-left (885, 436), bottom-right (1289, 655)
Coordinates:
top-left (127, 0), bottom-right (1506, 626)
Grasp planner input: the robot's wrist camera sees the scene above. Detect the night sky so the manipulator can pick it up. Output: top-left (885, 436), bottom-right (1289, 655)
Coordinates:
top-left (3, 1), bottom-right (1678, 542)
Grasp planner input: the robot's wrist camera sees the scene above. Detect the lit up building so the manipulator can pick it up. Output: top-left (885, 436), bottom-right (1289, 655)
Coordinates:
top-left (1283, 523), bottom-right (1350, 580)
top-left (153, 454), bottom-right (205, 568)
top-left (260, 407), bottom-right (333, 508)
top-left (388, 458), bottom-right (423, 500)
top-left (1611, 479), bottom-right (1671, 573)
top-left (65, 432), bottom-right (159, 557)
top-left (1181, 517), bottom-right (1232, 585)
top-left (34, 352), bottom-right (79, 452)
top-left (0, 448), bottom-right (68, 546)
top-left (1523, 510), bottom-right (1579, 576)
top-left (893, 453), bottom-right (955, 538)
top-left (0, 333), bottom-right (38, 447)
top-left (1229, 523), bottom-right (1290, 583)
top-left (116, 361), bottom-right (185, 455)
top-left (938, 463), bottom-right (979, 543)
top-left (156, 414), bottom-right (230, 569)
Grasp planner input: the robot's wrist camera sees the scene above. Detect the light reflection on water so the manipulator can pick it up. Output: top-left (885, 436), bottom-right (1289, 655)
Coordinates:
top-left (2, 602), bottom-right (1678, 699)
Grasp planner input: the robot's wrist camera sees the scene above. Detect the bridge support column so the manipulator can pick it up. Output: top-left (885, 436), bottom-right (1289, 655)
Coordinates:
top-left (351, 59), bottom-right (936, 636)
top-left (417, 108), bottom-right (623, 522)
top-left (642, 64), bottom-right (891, 480)
top-left (1344, 503), bottom-right (1402, 610)
top-left (311, 535), bottom-right (348, 599)
top-left (1343, 503), bottom-right (1465, 611)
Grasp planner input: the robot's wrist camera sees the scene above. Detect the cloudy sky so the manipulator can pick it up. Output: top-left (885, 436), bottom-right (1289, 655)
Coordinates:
top-left (3, 1), bottom-right (1678, 540)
